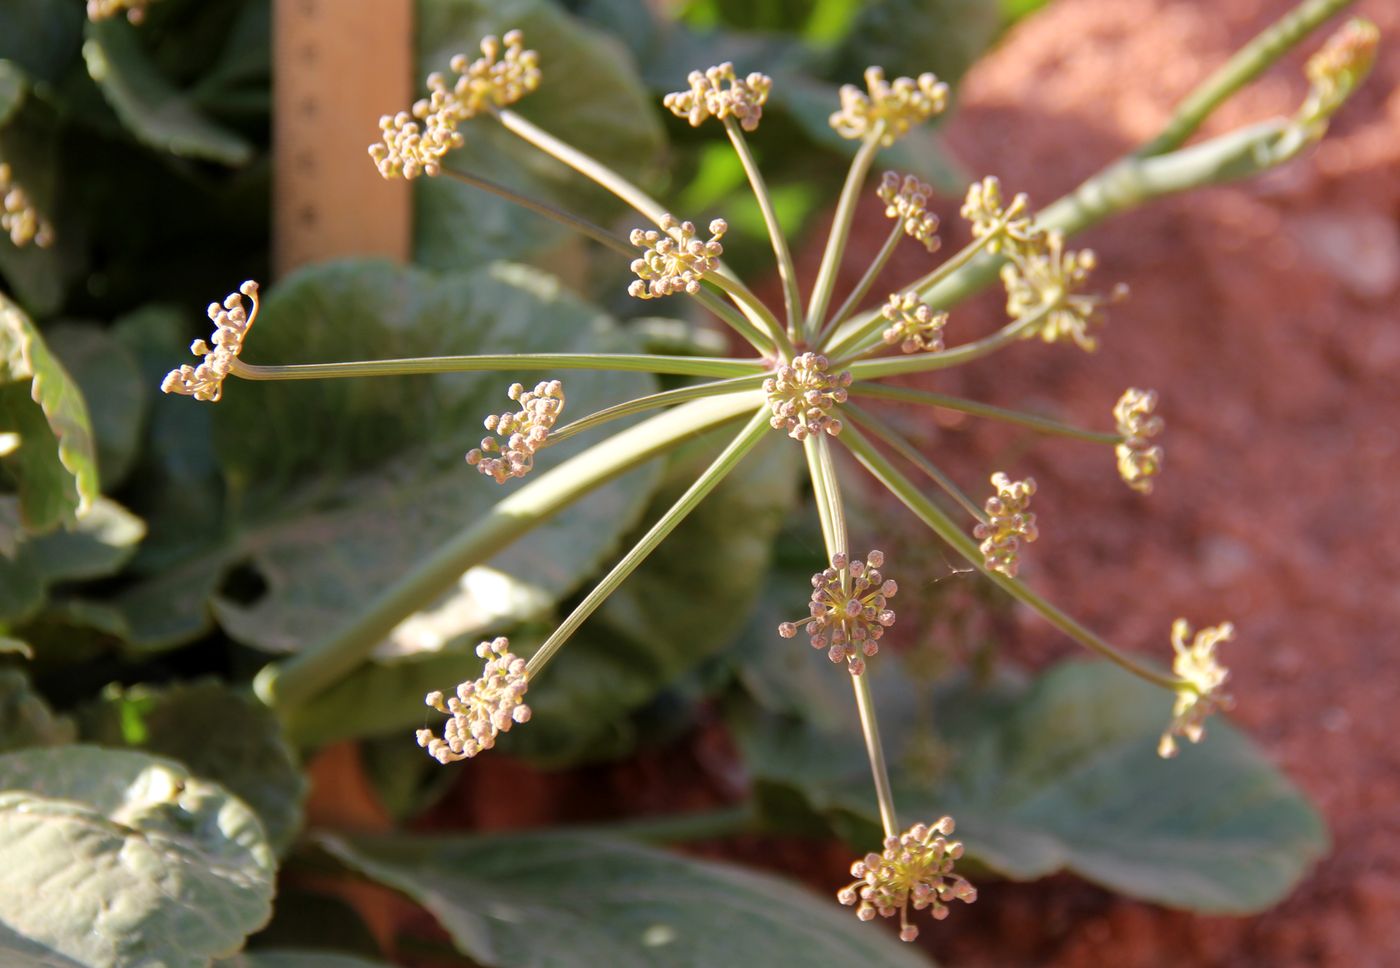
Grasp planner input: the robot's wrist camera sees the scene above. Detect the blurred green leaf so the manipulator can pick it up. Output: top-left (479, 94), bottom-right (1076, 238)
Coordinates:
top-left (0, 2), bottom-right (84, 84)
top-left (830, 0), bottom-right (1003, 88)
top-left (216, 953), bottom-right (395, 968)
top-left (0, 667), bottom-right (75, 751)
top-left (319, 830), bottom-right (933, 968)
top-left (0, 60), bottom-right (25, 127)
top-left (0, 746), bottom-right (276, 966)
top-left (80, 679), bottom-right (307, 855)
top-left (48, 322), bottom-right (149, 490)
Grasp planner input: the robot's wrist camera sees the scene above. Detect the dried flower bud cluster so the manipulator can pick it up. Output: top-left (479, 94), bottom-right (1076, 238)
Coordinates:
top-left (960, 176), bottom-right (1041, 256)
top-left (974, 473), bottom-right (1038, 577)
top-left (466, 380), bottom-right (565, 484)
top-left (881, 292), bottom-right (947, 354)
top-left (160, 281), bottom-right (259, 403)
top-left (416, 637), bottom-right (532, 763)
top-left (1002, 232), bottom-right (1124, 351)
top-left (0, 163), bottom-right (54, 249)
top-left (1159, 619), bottom-right (1234, 759)
top-left (663, 63), bottom-right (773, 132)
top-left (764, 352), bottom-right (851, 440)
top-left (1300, 18), bottom-right (1379, 125)
top-left (779, 551), bottom-right (896, 675)
top-left (86, 0), bottom-right (154, 24)
top-left (877, 172), bottom-right (940, 252)
top-left (628, 215), bottom-right (727, 299)
top-left (838, 817), bottom-right (977, 942)
top-left (1114, 388), bottom-right (1165, 494)
top-left (370, 31), bottom-right (540, 179)
top-left (830, 68), bottom-right (948, 146)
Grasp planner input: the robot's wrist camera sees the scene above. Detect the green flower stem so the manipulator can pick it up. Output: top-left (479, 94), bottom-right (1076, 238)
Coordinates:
top-left (551, 375), bottom-right (768, 445)
top-left (703, 272), bottom-right (792, 357)
top-left (525, 407), bottom-right (770, 678)
top-left (839, 421), bottom-right (1187, 692)
top-left (254, 390), bottom-right (765, 712)
top-left (724, 117), bottom-right (803, 340)
top-left (229, 353), bottom-right (764, 382)
top-left (817, 222), bottom-right (902, 347)
top-left (840, 302), bottom-right (1050, 378)
top-left (693, 288), bottom-right (778, 357)
top-left (841, 403), bottom-right (984, 521)
top-left (849, 384), bottom-right (1121, 446)
top-left (804, 125), bottom-right (886, 342)
top-left (802, 434), bottom-right (900, 840)
top-left (1138, 0), bottom-right (1356, 157)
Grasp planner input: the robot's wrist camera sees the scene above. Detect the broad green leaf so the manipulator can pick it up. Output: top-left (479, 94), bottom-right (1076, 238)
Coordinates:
top-left (216, 953), bottom-right (394, 968)
top-left (319, 831), bottom-right (932, 968)
top-left (414, 0), bottom-right (665, 268)
top-left (47, 322), bottom-right (149, 490)
top-left (733, 657), bottom-right (1329, 914)
top-left (80, 680), bottom-right (307, 855)
top-left (0, 292), bottom-right (98, 533)
top-left (83, 19), bottom-right (254, 164)
top-left (0, 746), bottom-right (276, 966)
top-left (0, 667), bottom-right (75, 751)
top-left (0, 3), bottom-right (84, 84)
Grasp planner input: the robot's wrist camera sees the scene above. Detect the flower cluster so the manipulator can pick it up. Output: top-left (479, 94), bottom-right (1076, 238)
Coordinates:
top-left (416, 637), bottom-right (532, 763)
top-left (1114, 387), bottom-right (1165, 494)
top-left (959, 176), bottom-right (1040, 256)
top-left (974, 473), bottom-right (1038, 577)
top-left (763, 353), bottom-right (850, 440)
top-left (877, 172), bottom-right (940, 252)
top-left (466, 380), bottom-right (565, 484)
top-left (881, 292), bottom-right (947, 354)
top-left (1002, 231), bottom-right (1123, 351)
top-left (1158, 620), bottom-right (1234, 759)
top-left (0, 163), bottom-right (54, 249)
top-left (370, 31), bottom-right (540, 179)
top-left (838, 818), bottom-right (977, 942)
top-left (779, 551), bottom-right (897, 676)
top-left (628, 215), bottom-right (727, 299)
top-left (663, 63), bottom-right (773, 131)
top-left (1300, 18), bottom-right (1380, 125)
top-left (160, 281), bottom-right (259, 403)
top-left (830, 68), bottom-right (948, 146)
top-left (86, 0), bottom-right (155, 24)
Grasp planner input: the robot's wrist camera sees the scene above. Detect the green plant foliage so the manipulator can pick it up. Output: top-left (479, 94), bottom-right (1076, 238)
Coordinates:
top-left (216, 953), bottom-right (396, 968)
top-left (47, 322), bottom-right (150, 490)
top-left (319, 831), bottom-right (934, 968)
top-left (0, 60), bottom-right (24, 127)
top-left (0, 746), bottom-right (276, 966)
top-left (0, 667), bottom-right (75, 751)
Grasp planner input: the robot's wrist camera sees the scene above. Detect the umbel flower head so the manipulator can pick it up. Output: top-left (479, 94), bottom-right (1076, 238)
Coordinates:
top-left (467, 380), bottom-right (565, 483)
top-left (779, 551), bottom-right (897, 676)
top-left (974, 473), bottom-right (1038, 577)
top-left (86, 0), bottom-right (154, 24)
top-left (0, 163), bottom-right (54, 249)
top-left (1299, 18), bottom-right (1380, 127)
top-left (370, 30), bottom-right (540, 179)
top-left (960, 176), bottom-right (1041, 256)
top-left (881, 292), bottom-right (947, 354)
top-left (1114, 387), bottom-right (1165, 493)
top-left (877, 172), bottom-right (940, 252)
top-left (628, 215), bottom-right (727, 299)
top-left (838, 817), bottom-right (977, 942)
top-left (1001, 231), bottom-right (1124, 351)
top-left (1159, 619), bottom-right (1234, 759)
top-left (416, 636), bottom-right (532, 763)
top-left (764, 353), bottom-right (851, 440)
top-left (830, 67), bottom-right (949, 146)
top-left (663, 63), bottom-right (773, 131)
top-left (161, 281), bottom-right (259, 403)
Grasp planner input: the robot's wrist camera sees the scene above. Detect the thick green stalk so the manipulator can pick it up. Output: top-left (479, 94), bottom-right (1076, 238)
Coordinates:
top-left (804, 127), bottom-right (886, 341)
top-left (849, 384), bottom-right (1121, 445)
top-left (231, 353), bottom-right (764, 382)
top-left (254, 390), bottom-right (765, 711)
top-left (817, 222), bottom-right (902, 347)
top-left (551, 375), bottom-right (768, 444)
top-left (839, 421), bottom-right (1185, 692)
top-left (841, 403), bottom-right (984, 521)
top-left (724, 117), bottom-right (803, 340)
top-left (525, 408), bottom-right (770, 677)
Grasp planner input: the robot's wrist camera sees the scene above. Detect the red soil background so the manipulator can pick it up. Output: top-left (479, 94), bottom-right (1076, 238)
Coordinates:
top-left (308, 0), bottom-right (1400, 964)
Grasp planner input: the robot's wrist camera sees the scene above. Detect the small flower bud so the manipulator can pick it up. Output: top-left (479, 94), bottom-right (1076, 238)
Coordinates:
top-left (877, 172), bottom-right (940, 252)
top-left (1000, 231), bottom-right (1124, 351)
top-left (763, 353), bottom-right (850, 440)
top-left (838, 817), bottom-right (976, 941)
top-left (663, 63), bottom-right (773, 131)
top-left (1159, 620), bottom-right (1234, 758)
top-left (973, 473), bottom-right (1038, 577)
top-left (418, 637), bottom-right (532, 764)
top-left (0, 163), bottom-right (55, 249)
top-left (466, 381), bottom-right (566, 483)
top-left (830, 68), bottom-right (948, 146)
top-left (627, 217), bottom-right (726, 299)
top-left (880, 292), bottom-right (947, 354)
top-left (1113, 388), bottom-right (1165, 493)
top-left (161, 281), bottom-right (261, 403)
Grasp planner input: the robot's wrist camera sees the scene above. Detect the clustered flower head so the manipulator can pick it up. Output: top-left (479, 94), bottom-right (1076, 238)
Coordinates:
top-left (466, 380), bottom-right (565, 484)
top-left (663, 63), bottom-right (773, 132)
top-left (1300, 18), bottom-right (1380, 125)
top-left (877, 172), bottom-right (940, 252)
top-left (416, 637), bottom-right (532, 763)
top-left (763, 352), bottom-right (851, 440)
top-left (86, 0), bottom-right (155, 24)
top-left (1002, 231), bottom-right (1125, 351)
top-left (1114, 387), bottom-right (1165, 493)
top-left (1158, 619), bottom-right (1234, 759)
top-left (779, 551), bottom-right (896, 676)
top-left (370, 30), bottom-right (540, 179)
top-left (0, 163), bottom-right (54, 249)
top-left (959, 176), bottom-right (1041, 256)
top-left (974, 473), bottom-right (1038, 577)
top-left (830, 67), bottom-right (948, 146)
top-left (881, 291), bottom-right (947, 354)
top-left (628, 215), bottom-right (727, 299)
top-left (838, 817), bottom-right (977, 942)
top-left (160, 281), bottom-right (259, 403)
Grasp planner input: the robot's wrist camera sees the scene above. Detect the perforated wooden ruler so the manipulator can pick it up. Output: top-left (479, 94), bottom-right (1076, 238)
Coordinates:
top-left (273, 0), bottom-right (413, 276)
